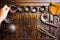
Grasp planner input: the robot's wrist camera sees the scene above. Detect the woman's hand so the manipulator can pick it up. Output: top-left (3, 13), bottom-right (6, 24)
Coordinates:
top-left (0, 5), bottom-right (10, 24)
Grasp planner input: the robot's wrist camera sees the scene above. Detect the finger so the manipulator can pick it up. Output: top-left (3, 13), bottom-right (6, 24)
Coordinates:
top-left (2, 5), bottom-right (8, 11)
top-left (5, 7), bottom-right (10, 14)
